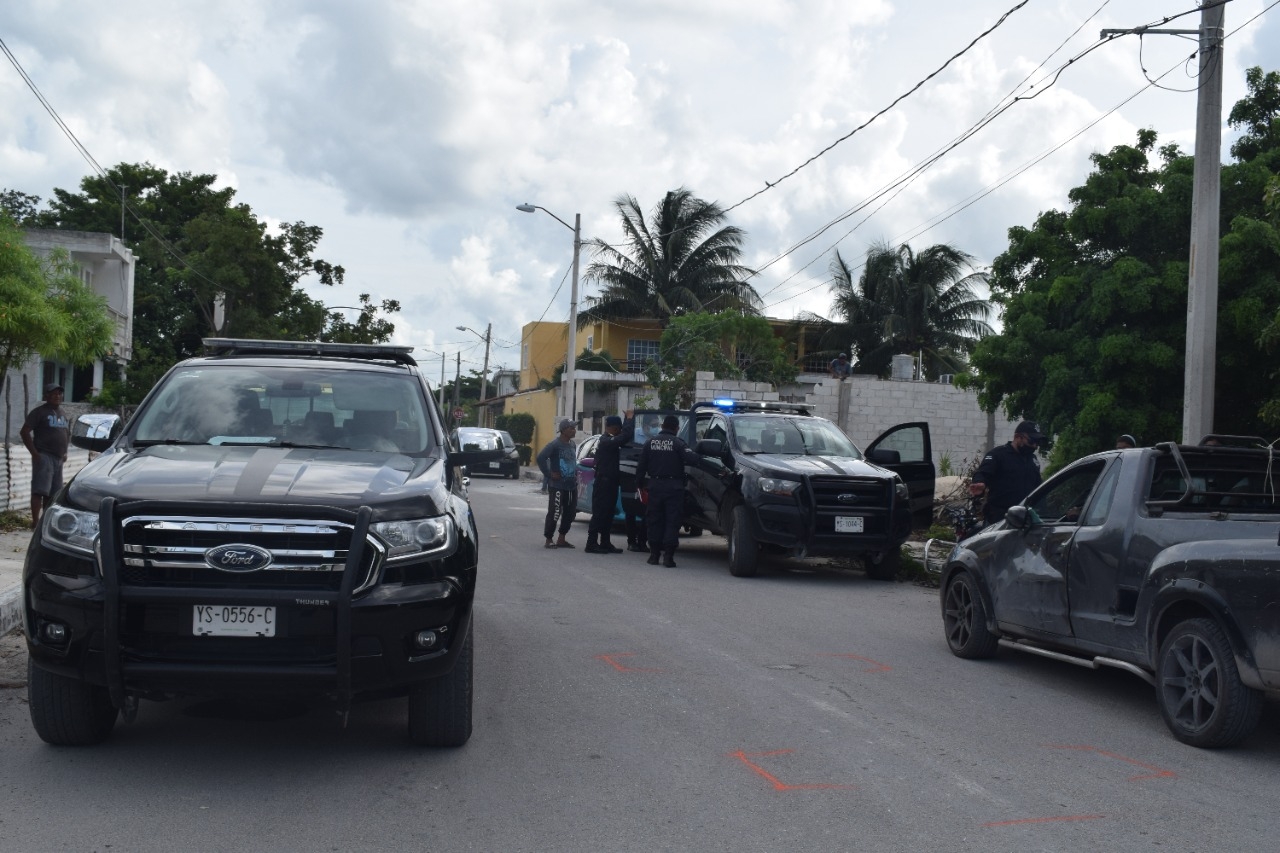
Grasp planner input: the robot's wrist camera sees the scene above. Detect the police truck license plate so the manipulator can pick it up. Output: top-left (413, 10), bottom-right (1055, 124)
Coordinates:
top-left (193, 605), bottom-right (276, 637)
top-left (835, 516), bottom-right (864, 533)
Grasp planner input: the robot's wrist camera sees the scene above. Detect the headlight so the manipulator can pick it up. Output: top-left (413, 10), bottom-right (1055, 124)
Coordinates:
top-left (371, 516), bottom-right (455, 560)
top-left (759, 477), bottom-right (801, 497)
top-left (43, 505), bottom-right (100, 556)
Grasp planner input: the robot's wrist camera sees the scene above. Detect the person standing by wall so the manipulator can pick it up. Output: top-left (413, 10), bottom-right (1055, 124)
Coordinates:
top-left (635, 415), bottom-right (730, 567)
top-left (828, 352), bottom-right (851, 380)
top-left (20, 383), bottom-right (70, 529)
top-left (968, 420), bottom-right (1044, 526)
top-left (585, 410), bottom-right (634, 554)
top-left (537, 418), bottom-right (580, 548)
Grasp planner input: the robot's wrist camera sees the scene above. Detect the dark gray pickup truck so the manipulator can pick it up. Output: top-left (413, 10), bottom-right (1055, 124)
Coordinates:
top-left (937, 438), bottom-right (1280, 747)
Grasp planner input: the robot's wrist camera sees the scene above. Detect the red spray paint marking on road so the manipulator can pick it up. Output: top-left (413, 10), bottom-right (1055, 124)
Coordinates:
top-left (819, 653), bottom-right (892, 673)
top-left (983, 815), bottom-right (1106, 828)
top-left (1046, 744), bottom-right (1177, 781)
top-left (728, 749), bottom-right (856, 792)
top-left (594, 653), bottom-right (662, 673)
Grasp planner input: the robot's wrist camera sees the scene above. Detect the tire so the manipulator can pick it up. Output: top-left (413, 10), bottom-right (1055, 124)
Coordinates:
top-left (942, 571), bottom-right (998, 659)
top-left (408, 623), bottom-right (473, 747)
top-left (864, 548), bottom-right (900, 581)
top-left (1156, 618), bottom-right (1263, 748)
top-left (727, 505), bottom-right (759, 578)
top-left (27, 660), bottom-right (118, 746)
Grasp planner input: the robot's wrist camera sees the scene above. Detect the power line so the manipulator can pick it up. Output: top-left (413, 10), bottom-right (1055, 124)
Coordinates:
top-left (720, 0), bottom-right (1034, 217)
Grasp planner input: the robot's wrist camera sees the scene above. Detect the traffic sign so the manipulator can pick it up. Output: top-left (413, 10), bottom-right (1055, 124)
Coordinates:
top-left (452, 407), bottom-right (465, 421)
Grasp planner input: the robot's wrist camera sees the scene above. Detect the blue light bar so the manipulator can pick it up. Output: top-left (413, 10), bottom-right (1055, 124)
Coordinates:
top-left (714, 398), bottom-right (736, 408)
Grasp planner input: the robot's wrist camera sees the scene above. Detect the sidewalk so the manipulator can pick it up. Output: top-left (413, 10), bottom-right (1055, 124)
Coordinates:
top-left (0, 528), bottom-right (32, 636)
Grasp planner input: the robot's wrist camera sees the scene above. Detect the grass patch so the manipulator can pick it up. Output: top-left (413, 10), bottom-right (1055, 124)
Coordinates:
top-left (0, 511), bottom-right (31, 533)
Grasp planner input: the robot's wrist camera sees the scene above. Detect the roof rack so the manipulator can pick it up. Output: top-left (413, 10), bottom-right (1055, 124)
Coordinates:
top-left (201, 338), bottom-right (418, 366)
top-left (692, 399), bottom-right (812, 416)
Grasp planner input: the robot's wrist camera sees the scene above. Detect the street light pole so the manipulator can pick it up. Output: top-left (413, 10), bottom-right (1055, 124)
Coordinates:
top-left (517, 203), bottom-right (582, 425)
top-left (456, 323), bottom-right (493, 426)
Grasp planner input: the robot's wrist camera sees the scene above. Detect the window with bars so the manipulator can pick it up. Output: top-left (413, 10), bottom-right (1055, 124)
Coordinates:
top-left (626, 339), bottom-right (660, 372)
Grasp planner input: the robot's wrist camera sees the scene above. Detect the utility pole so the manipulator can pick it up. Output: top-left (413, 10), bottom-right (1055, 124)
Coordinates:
top-left (477, 322), bottom-right (492, 428)
top-left (453, 352), bottom-right (461, 410)
top-left (1103, 1), bottom-right (1224, 444)
top-left (438, 352), bottom-right (446, 410)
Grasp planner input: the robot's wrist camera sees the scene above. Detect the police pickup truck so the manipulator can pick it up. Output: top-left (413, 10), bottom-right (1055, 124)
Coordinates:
top-left (23, 339), bottom-right (499, 747)
top-left (595, 401), bottom-right (934, 578)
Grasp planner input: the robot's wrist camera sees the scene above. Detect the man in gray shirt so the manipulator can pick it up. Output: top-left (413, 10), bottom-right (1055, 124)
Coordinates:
top-left (20, 383), bottom-right (70, 529)
top-left (536, 418), bottom-right (580, 548)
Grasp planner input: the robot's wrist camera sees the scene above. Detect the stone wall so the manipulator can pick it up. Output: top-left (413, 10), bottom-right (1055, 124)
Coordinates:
top-left (694, 371), bottom-right (1019, 472)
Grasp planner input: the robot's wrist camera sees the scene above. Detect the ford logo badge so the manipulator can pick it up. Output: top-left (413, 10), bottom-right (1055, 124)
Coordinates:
top-left (204, 543), bottom-right (273, 572)
top-left (837, 494), bottom-right (857, 504)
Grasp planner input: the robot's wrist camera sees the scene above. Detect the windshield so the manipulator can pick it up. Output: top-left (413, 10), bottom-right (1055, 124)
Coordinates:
top-left (455, 429), bottom-right (503, 451)
top-left (731, 416), bottom-right (863, 458)
top-left (132, 365), bottom-right (434, 453)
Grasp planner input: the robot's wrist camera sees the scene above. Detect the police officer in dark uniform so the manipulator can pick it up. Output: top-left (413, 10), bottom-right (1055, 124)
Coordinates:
top-left (635, 415), bottom-right (730, 567)
top-left (969, 420), bottom-right (1044, 526)
top-left (585, 410), bottom-right (635, 554)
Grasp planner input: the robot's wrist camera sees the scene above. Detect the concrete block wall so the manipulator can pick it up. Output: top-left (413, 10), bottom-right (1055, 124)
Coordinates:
top-left (697, 371), bottom-right (1019, 473)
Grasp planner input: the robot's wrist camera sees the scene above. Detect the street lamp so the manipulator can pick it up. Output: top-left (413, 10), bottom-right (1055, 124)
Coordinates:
top-left (517, 203), bottom-right (581, 424)
top-left (456, 323), bottom-right (492, 427)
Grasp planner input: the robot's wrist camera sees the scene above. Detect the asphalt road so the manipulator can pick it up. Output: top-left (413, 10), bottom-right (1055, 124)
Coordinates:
top-left (1, 475), bottom-right (1278, 852)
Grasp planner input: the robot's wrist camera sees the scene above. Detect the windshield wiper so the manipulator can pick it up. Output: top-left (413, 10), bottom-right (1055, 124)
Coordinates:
top-left (133, 438), bottom-right (207, 447)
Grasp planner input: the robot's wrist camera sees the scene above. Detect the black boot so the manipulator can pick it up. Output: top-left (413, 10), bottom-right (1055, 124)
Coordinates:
top-left (628, 539), bottom-right (647, 553)
top-left (646, 545), bottom-right (661, 565)
top-left (663, 551), bottom-right (677, 568)
top-left (584, 534), bottom-right (604, 554)
top-left (600, 539), bottom-right (623, 554)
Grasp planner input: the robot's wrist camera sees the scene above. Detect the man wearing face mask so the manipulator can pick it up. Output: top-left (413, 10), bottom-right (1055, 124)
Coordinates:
top-left (968, 420), bottom-right (1044, 527)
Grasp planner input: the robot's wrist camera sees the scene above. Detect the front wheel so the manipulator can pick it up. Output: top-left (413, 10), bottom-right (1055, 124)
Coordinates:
top-left (408, 624), bottom-right (474, 747)
top-left (863, 548), bottom-right (900, 581)
top-left (727, 505), bottom-right (759, 578)
top-left (1156, 618), bottom-right (1263, 748)
top-left (28, 660), bottom-right (118, 746)
top-left (942, 571), bottom-right (998, 659)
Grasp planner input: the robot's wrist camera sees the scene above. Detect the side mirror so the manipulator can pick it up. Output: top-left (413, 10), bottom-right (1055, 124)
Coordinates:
top-left (1005, 505), bottom-right (1034, 530)
top-left (869, 448), bottom-right (901, 465)
top-left (695, 438), bottom-right (723, 457)
top-left (71, 413), bottom-right (121, 453)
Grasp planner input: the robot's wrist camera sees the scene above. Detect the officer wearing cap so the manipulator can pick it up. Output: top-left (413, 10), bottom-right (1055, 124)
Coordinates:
top-left (969, 420), bottom-right (1044, 526)
top-left (20, 383), bottom-right (70, 529)
top-left (1116, 434), bottom-right (1137, 449)
top-left (585, 409), bottom-right (635, 554)
top-left (636, 415), bottom-right (730, 567)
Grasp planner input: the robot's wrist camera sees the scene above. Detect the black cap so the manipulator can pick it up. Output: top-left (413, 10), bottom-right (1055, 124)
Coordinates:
top-left (1117, 434), bottom-right (1137, 448)
top-left (44, 383), bottom-right (63, 394)
top-left (1015, 420), bottom-right (1045, 440)
top-left (662, 415), bottom-right (679, 431)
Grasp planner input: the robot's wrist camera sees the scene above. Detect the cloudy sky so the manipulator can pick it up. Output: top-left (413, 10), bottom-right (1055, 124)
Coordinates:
top-left (2, 0), bottom-right (1277, 379)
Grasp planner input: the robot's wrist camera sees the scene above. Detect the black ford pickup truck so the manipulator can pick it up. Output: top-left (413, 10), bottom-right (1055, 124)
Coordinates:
top-left (23, 339), bottom-right (498, 747)
top-left (606, 401), bottom-right (934, 578)
top-left (938, 438), bottom-right (1280, 747)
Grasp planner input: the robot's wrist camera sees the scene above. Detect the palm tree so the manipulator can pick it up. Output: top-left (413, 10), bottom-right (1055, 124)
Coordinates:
top-left (583, 188), bottom-right (760, 327)
top-left (821, 241), bottom-right (993, 377)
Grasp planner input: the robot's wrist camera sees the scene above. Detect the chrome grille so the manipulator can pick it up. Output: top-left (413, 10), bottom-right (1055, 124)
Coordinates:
top-left (118, 516), bottom-right (380, 592)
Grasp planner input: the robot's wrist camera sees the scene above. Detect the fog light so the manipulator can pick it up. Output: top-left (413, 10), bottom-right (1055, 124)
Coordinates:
top-left (414, 630), bottom-right (438, 650)
top-left (42, 622), bottom-right (68, 643)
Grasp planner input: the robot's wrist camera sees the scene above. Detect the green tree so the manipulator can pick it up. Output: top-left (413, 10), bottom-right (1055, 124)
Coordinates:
top-left (817, 242), bottom-right (993, 377)
top-left (0, 214), bottom-right (115, 395)
top-left (969, 67), bottom-right (1280, 463)
top-left (644, 312), bottom-right (798, 408)
top-left (321, 292), bottom-right (401, 344)
top-left (583, 188), bottom-right (760, 327)
top-left (27, 163), bottom-right (391, 400)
